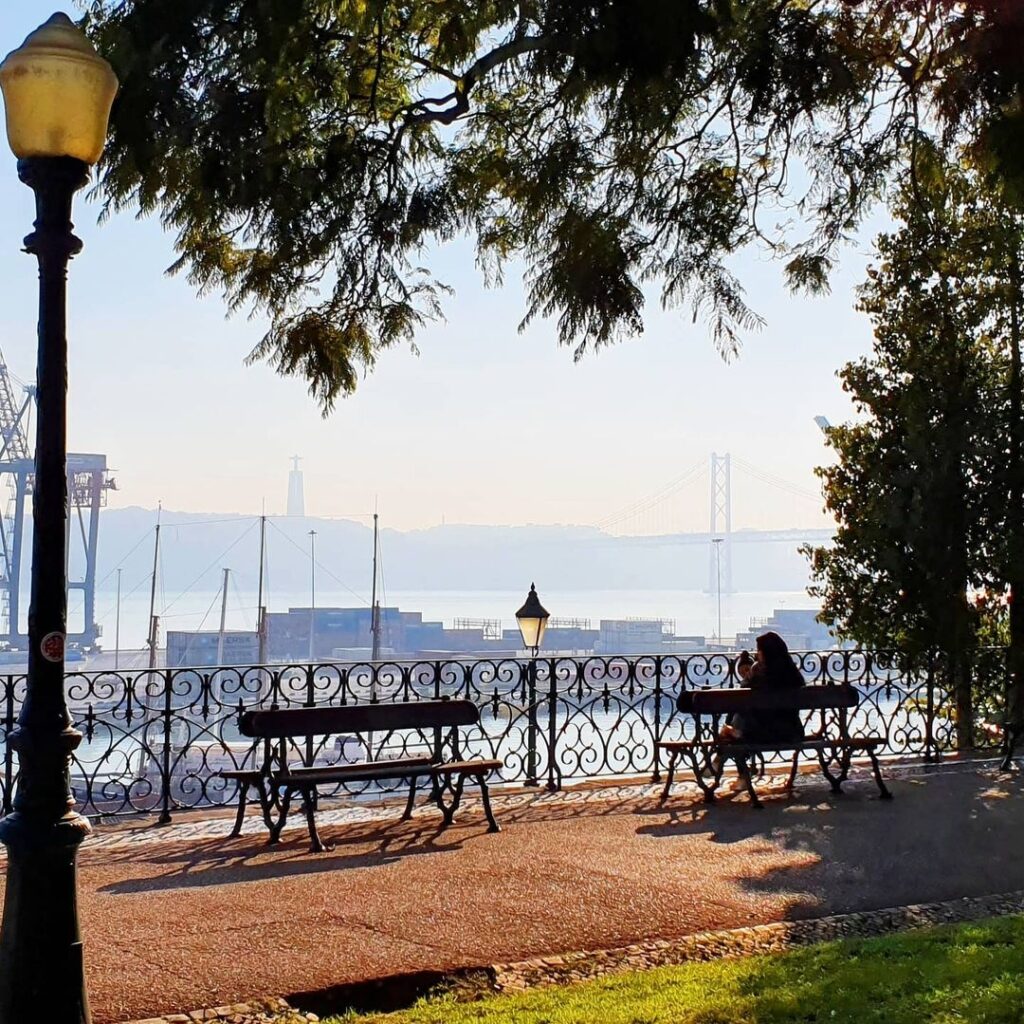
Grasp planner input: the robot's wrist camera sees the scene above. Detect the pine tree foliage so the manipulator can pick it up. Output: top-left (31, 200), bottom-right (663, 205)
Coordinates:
top-left (82, 1), bottom-right (1024, 408)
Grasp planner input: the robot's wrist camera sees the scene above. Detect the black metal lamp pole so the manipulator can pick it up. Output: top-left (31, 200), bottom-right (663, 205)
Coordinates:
top-left (516, 584), bottom-right (550, 791)
top-left (0, 154), bottom-right (92, 1024)
top-left (0, 12), bottom-right (118, 1022)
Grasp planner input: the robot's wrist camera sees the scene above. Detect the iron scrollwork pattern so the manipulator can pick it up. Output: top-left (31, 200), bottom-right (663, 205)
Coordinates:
top-left (0, 646), bottom-right (1008, 822)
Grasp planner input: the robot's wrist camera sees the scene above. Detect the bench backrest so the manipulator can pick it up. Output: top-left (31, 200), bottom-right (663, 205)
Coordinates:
top-left (677, 685), bottom-right (859, 716)
top-left (239, 699), bottom-right (480, 739)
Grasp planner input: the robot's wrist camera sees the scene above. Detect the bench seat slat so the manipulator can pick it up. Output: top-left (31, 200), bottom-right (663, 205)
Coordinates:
top-left (241, 700), bottom-right (478, 739)
top-left (278, 756), bottom-right (435, 786)
top-left (678, 685), bottom-right (859, 715)
top-left (277, 756), bottom-right (505, 787)
top-left (433, 759), bottom-right (504, 775)
top-left (657, 736), bottom-right (883, 754)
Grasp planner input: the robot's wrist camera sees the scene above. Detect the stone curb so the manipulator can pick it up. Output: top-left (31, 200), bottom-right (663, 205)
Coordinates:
top-left (120, 996), bottom-right (315, 1024)
top-left (490, 889), bottom-right (1024, 992)
top-left (120, 889), bottom-right (1024, 1022)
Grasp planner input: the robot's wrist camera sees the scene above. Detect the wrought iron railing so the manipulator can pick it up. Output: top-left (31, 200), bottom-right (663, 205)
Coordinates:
top-left (0, 648), bottom-right (1008, 821)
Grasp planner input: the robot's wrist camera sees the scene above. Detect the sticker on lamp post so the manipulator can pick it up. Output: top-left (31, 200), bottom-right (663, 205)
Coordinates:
top-left (40, 631), bottom-right (65, 663)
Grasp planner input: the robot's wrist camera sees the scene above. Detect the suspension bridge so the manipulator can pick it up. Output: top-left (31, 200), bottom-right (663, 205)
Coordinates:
top-left (594, 452), bottom-right (833, 593)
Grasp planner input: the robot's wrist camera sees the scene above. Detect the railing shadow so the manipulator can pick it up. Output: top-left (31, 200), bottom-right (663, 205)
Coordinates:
top-left (95, 816), bottom-right (467, 894)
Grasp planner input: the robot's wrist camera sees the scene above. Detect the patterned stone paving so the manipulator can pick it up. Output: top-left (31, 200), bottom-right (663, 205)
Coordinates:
top-left (82, 755), bottom-right (980, 852)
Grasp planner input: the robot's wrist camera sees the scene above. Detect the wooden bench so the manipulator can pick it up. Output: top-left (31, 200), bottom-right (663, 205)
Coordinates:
top-left (221, 700), bottom-right (503, 851)
top-left (656, 685), bottom-right (893, 808)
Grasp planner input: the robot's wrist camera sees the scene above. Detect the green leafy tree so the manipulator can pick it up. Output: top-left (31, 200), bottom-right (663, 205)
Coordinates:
top-left (79, 0), bottom-right (1024, 408)
top-left (806, 153), bottom-right (1024, 747)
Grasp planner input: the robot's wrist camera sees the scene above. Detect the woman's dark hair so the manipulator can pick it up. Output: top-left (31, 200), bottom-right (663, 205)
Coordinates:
top-left (755, 631), bottom-right (805, 688)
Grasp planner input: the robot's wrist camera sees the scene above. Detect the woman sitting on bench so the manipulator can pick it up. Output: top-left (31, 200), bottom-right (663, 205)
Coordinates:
top-left (721, 631), bottom-right (806, 744)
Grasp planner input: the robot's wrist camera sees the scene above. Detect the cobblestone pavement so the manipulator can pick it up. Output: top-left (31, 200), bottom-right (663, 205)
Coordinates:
top-left (6, 758), bottom-right (1019, 1023)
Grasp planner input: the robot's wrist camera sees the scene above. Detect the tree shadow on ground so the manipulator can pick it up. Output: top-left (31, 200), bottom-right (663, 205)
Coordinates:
top-left (716, 915), bottom-right (1024, 1024)
top-left (90, 764), bottom-right (1024, 916)
top-left (634, 766), bottom-right (1024, 921)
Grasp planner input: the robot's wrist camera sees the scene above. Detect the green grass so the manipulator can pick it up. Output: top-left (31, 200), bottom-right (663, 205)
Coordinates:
top-left (327, 915), bottom-right (1024, 1024)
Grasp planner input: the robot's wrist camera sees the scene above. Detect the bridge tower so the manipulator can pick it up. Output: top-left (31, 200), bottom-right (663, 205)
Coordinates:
top-left (707, 452), bottom-right (733, 595)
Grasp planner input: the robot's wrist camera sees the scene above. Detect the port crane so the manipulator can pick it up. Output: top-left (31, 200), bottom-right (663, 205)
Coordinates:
top-left (0, 349), bottom-right (115, 650)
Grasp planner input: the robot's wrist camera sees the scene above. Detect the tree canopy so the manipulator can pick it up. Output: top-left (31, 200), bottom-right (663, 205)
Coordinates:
top-left (82, 1), bottom-right (1024, 408)
top-left (805, 156), bottom-right (1002, 652)
top-left (805, 152), bottom-right (1024, 742)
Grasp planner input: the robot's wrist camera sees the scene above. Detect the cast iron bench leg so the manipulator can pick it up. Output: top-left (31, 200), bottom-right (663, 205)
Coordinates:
top-left (785, 751), bottom-right (800, 792)
top-left (735, 755), bottom-right (762, 808)
top-left (256, 776), bottom-right (275, 831)
top-left (477, 774), bottom-right (501, 833)
top-left (659, 750), bottom-right (678, 802)
top-left (268, 786), bottom-right (292, 845)
top-left (816, 748), bottom-right (844, 794)
top-left (687, 748), bottom-right (722, 804)
top-left (229, 780), bottom-right (249, 837)
top-left (401, 775), bottom-right (418, 821)
top-left (867, 748), bottom-right (893, 800)
top-left (839, 744), bottom-right (854, 784)
top-left (1001, 725), bottom-right (1020, 771)
top-left (440, 774), bottom-right (466, 827)
top-left (302, 787), bottom-right (328, 853)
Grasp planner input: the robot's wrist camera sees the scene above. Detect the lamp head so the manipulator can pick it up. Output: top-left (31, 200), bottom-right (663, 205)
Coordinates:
top-left (0, 12), bottom-right (118, 164)
top-left (515, 582), bottom-right (550, 652)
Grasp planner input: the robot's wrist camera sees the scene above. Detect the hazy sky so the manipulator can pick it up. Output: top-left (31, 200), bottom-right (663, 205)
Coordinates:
top-left (0, 2), bottom-right (883, 534)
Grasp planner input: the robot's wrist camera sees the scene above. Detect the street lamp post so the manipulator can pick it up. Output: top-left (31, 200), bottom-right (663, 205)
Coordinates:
top-left (0, 14), bottom-right (117, 1024)
top-left (516, 584), bottom-right (550, 789)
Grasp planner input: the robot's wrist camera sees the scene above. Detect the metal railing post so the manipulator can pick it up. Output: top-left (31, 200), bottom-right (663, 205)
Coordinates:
top-left (427, 662), bottom-right (444, 802)
top-left (2, 676), bottom-right (14, 816)
top-left (651, 658), bottom-right (663, 783)
top-left (525, 658), bottom-right (538, 787)
top-left (157, 669), bottom-right (173, 825)
top-left (304, 664), bottom-right (315, 767)
top-left (546, 658), bottom-right (560, 792)
top-left (925, 649), bottom-right (936, 763)
top-left (433, 660), bottom-right (443, 761)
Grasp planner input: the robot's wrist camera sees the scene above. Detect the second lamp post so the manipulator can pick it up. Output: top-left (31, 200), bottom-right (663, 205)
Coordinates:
top-left (516, 583), bottom-right (550, 789)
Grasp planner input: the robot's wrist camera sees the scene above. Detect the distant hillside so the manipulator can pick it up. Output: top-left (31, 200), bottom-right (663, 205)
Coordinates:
top-left (79, 507), bottom-right (832, 595)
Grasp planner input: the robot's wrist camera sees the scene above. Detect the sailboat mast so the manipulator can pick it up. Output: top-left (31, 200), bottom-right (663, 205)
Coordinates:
top-left (216, 567), bottom-right (230, 667)
top-left (370, 513), bottom-right (381, 663)
top-left (256, 514), bottom-right (267, 664)
top-left (114, 567), bottom-right (122, 671)
top-left (308, 530), bottom-right (316, 662)
top-left (146, 517), bottom-right (161, 670)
